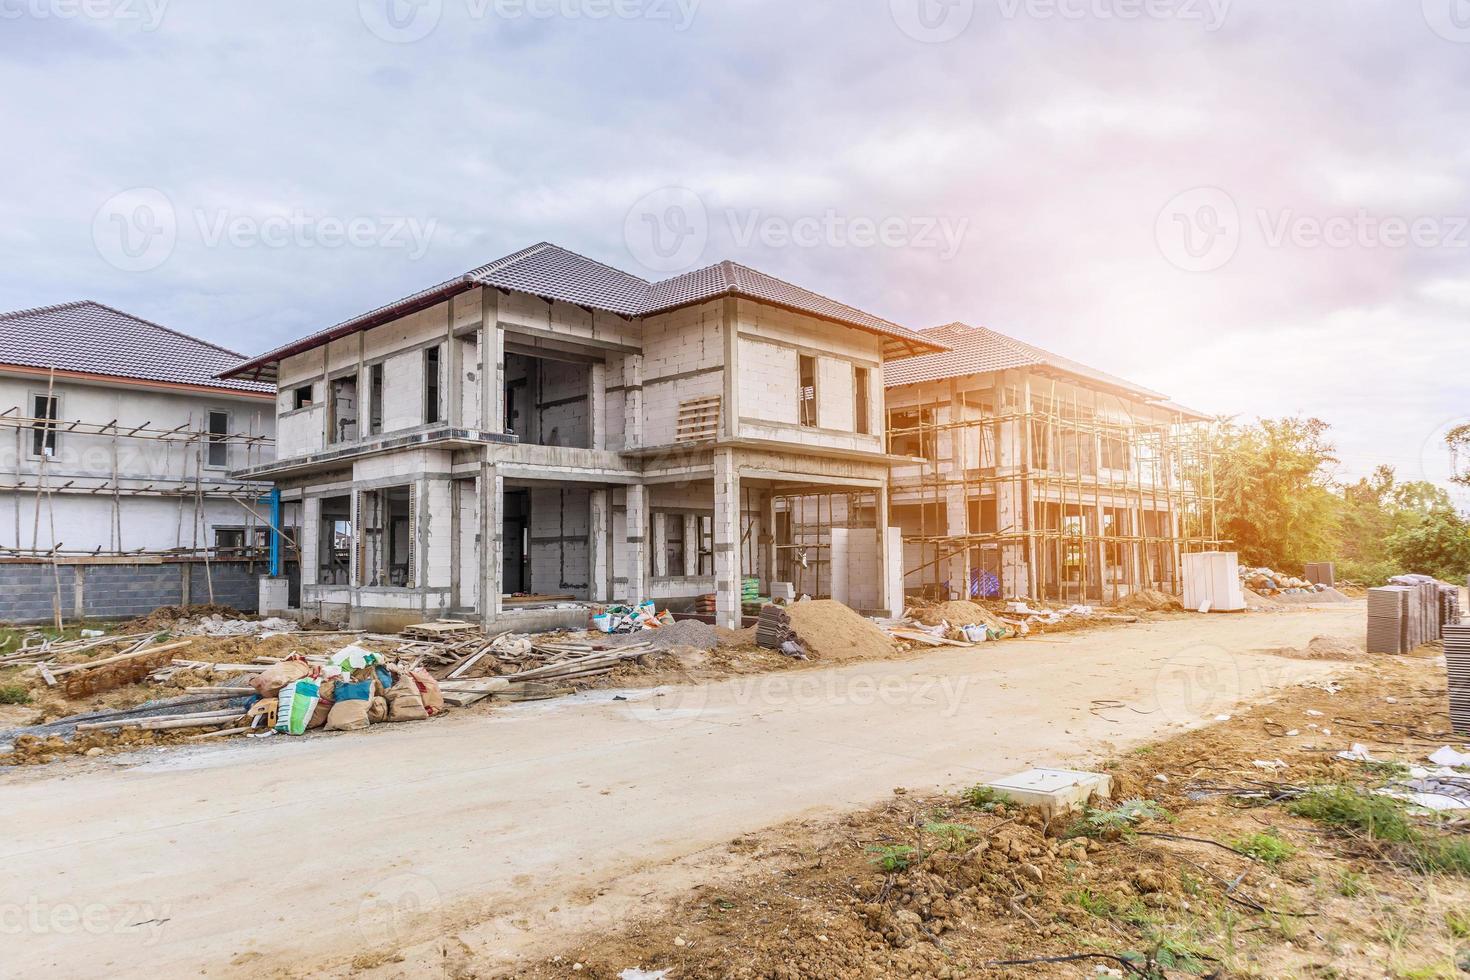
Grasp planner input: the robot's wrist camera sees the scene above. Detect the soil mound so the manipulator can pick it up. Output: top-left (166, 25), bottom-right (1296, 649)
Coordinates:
top-left (785, 600), bottom-right (896, 662)
top-left (1263, 634), bottom-right (1367, 661)
top-left (1112, 589), bottom-right (1184, 613)
top-left (911, 600), bottom-right (1008, 630)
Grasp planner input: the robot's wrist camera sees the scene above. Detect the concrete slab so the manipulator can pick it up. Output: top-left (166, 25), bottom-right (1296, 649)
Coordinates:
top-left (984, 768), bottom-right (1114, 818)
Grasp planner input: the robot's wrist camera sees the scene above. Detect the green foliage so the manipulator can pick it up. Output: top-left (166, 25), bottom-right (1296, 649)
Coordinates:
top-left (1067, 799), bottom-right (1170, 838)
top-left (1212, 417), bottom-right (1339, 571)
top-left (922, 822), bottom-right (981, 851)
top-left (1414, 838), bottom-right (1470, 876)
top-left (0, 684), bottom-right (31, 705)
top-left (866, 844), bottom-right (919, 872)
top-left (1444, 909), bottom-right (1470, 939)
top-left (1335, 869), bottom-right (1366, 897)
top-left (1288, 786), bottom-right (1415, 842)
top-left (1387, 504), bottom-right (1470, 583)
top-left (1234, 831), bottom-right (1296, 866)
top-left (960, 785), bottom-right (1010, 811)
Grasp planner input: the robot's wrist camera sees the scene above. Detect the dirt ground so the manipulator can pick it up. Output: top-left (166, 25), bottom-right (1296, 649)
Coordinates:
top-left (0, 603), bottom-right (1365, 979)
top-left (522, 646), bottom-right (1470, 979)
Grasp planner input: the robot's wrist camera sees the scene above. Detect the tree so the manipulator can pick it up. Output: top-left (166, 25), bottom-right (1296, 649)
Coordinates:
top-left (1387, 504), bottom-right (1470, 582)
top-left (1212, 417), bottom-right (1339, 571)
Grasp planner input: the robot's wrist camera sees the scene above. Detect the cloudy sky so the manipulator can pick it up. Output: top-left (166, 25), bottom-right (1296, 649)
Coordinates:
top-left (1, 0), bottom-right (1467, 498)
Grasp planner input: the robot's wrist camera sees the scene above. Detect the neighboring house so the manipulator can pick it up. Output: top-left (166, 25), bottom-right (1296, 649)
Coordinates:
top-left (222, 242), bottom-right (945, 631)
top-left (0, 302), bottom-right (280, 621)
top-left (883, 322), bottom-right (1217, 603)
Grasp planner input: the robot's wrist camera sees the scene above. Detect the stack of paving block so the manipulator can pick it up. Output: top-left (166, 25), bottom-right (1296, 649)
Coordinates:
top-left (1304, 562), bottom-right (1337, 587)
top-left (1442, 586), bottom-right (1463, 634)
top-left (1367, 585), bottom-right (1411, 654)
top-left (1445, 624), bottom-right (1470, 734)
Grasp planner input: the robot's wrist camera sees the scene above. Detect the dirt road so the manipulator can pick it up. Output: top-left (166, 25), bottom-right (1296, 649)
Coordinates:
top-left (0, 605), bottom-right (1362, 978)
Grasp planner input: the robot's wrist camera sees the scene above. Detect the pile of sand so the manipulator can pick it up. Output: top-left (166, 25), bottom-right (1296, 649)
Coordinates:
top-left (1263, 635), bottom-right (1367, 661)
top-left (784, 600), bottom-right (896, 662)
top-left (1244, 590), bottom-right (1286, 612)
top-left (1112, 589), bottom-right (1184, 613)
top-left (910, 600), bottom-right (1008, 630)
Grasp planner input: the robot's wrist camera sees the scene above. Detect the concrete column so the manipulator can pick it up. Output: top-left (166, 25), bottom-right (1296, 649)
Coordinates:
top-left (481, 290), bottom-right (504, 433)
top-left (721, 297), bottom-right (740, 440)
top-left (876, 485), bottom-right (893, 616)
top-left (180, 563), bottom-right (191, 607)
top-left (683, 513), bottom-right (700, 578)
top-left (589, 488), bottom-right (611, 601)
top-left (714, 449), bottom-right (741, 629)
top-left (625, 482), bottom-right (647, 601)
top-left (651, 511), bottom-right (668, 578)
top-left (589, 362), bottom-right (607, 451)
top-left (73, 566), bottom-right (85, 620)
top-left (623, 355), bottom-right (643, 449)
top-left (301, 496), bottom-right (321, 586)
top-left (478, 463), bottom-right (503, 624)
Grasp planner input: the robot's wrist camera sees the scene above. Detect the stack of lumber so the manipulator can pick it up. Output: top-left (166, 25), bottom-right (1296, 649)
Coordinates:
top-left (438, 640), bottom-right (652, 706)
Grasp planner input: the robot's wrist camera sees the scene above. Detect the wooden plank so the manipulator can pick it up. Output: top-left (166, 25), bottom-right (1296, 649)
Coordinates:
top-left (49, 639), bottom-right (193, 676)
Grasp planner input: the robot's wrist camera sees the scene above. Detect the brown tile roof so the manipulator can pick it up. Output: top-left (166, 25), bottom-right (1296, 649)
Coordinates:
top-left (0, 301), bottom-right (273, 395)
top-left (884, 322), bottom-right (1168, 401)
top-left (221, 243), bottom-right (944, 380)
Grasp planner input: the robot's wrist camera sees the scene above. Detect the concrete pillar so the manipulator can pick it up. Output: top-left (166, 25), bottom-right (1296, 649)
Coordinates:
top-left (589, 489), bottom-right (611, 601)
top-left (623, 355), bottom-right (643, 449)
top-left (301, 496), bottom-right (321, 586)
top-left (589, 362), bottom-right (607, 451)
top-left (759, 491), bottom-right (777, 590)
top-left (722, 297), bottom-right (740, 440)
top-left (683, 513), bottom-right (700, 578)
top-left (625, 482), bottom-right (647, 601)
top-left (478, 463), bottom-right (503, 624)
top-left (876, 485), bottom-right (893, 616)
top-left (714, 449), bottom-right (741, 629)
top-left (73, 566), bottom-right (85, 620)
top-left (481, 290), bottom-right (504, 433)
top-left (652, 511), bottom-right (668, 578)
top-left (180, 563), bottom-right (191, 607)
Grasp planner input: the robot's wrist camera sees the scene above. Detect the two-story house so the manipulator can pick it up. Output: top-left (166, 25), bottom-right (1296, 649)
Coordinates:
top-left (222, 243), bottom-right (944, 631)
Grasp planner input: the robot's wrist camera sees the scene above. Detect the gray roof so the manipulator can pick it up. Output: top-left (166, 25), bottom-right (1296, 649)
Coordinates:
top-left (0, 301), bottom-right (274, 395)
top-left (884, 322), bottom-right (1168, 401)
top-left (222, 243), bottom-right (944, 380)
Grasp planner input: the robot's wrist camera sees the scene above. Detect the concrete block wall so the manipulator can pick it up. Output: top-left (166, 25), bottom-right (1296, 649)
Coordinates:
top-left (737, 339), bottom-right (798, 425)
top-left (528, 486), bottom-right (590, 597)
top-left (0, 561), bottom-right (271, 624)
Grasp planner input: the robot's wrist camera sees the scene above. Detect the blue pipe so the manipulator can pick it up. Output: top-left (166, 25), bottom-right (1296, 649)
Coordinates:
top-left (269, 487), bottom-right (282, 578)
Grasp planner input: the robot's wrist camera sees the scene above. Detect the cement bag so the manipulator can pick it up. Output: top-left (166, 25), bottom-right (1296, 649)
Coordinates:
top-left (308, 678), bottom-right (337, 730)
top-left (326, 680), bottom-right (374, 732)
top-left (275, 679), bottom-right (320, 736)
top-left (368, 696), bottom-right (389, 723)
top-left (251, 659), bottom-right (311, 700)
top-left (385, 674), bottom-right (428, 722)
top-left (408, 667), bottom-right (444, 716)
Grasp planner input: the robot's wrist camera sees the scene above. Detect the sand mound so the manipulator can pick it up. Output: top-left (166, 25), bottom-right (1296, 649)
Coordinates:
top-left (1263, 634), bottom-right (1367, 661)
top-left (1244, 589), bottom-right (1286, 612)
top-left (784, 600), bottom-right (896, 662)
top-left (910, 600), bottom-right (1008, 630)
top-left (1113, 589), bottom-right (1184, 613)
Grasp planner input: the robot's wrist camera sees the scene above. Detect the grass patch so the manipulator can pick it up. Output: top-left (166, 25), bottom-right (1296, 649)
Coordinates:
top-left (0, 684), bottom-right (32, 705)
top-left (1444, 909), bottom-right (1470, 939)
top-left (1066, 799), bottom-right (1171, 839)
top-left (1335, 869), bottom-right (1366, 897)
top-left (866, 844), bottom-right (919, 873)
top-left (1234, 831), bottom-right (1297, 867)
top-left (1413, 838), bottom-right (1470, 876)
top-left (1288, 785), bottom-right (1415, 843)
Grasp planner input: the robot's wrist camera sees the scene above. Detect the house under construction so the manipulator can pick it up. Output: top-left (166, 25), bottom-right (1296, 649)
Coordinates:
top-left (881, 322), bottom-right (1220, 603)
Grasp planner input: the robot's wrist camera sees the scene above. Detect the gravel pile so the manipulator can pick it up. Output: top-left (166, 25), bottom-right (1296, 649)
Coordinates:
top-left (605, 619), bottom-right (718, 651)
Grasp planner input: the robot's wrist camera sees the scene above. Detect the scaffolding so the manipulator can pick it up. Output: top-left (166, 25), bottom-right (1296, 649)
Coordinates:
top-left (888, 376), bottom-right (1223, 603)
top-left (0, 384), bottom-right (288, 567)
top-left (770, 489), bottom-right (878, 599)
